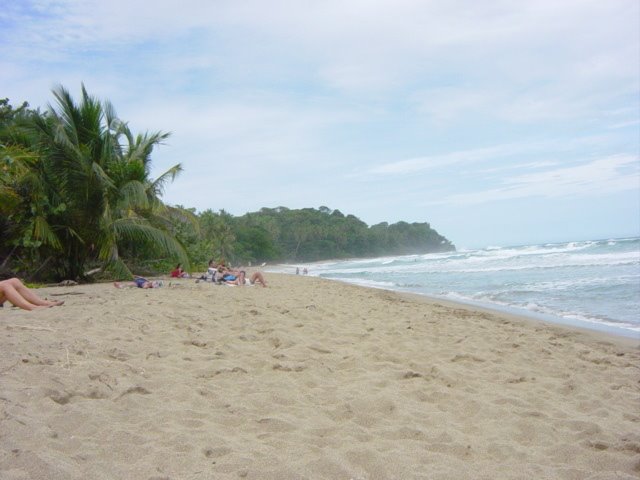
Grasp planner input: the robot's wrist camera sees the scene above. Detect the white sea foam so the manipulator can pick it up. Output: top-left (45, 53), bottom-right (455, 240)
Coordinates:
top-left (436, 291), bottom-right (640, 335)
top-left (291, 236), bottom-right (640, 336)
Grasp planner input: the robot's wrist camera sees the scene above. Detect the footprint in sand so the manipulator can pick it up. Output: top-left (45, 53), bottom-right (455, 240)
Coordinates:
top-left (309, 345), bottom-right (332, 354)
top-left (203, 446), bottom-right (232, 458)
top-left (106, 348), bottom-right (130, 361)
top-left (272, 363), bottom-right (306, 372)
top-left (46, 389), bottom-right (73, 405)
top-left (506, 376), bottom-right (528, 384)
top-left (451, 354), bottom-right (485, 363)
top-left (116, 386), bottom-right (151, 399)
top-left (211, 367), bottom-right (248, 376)
top-left (257, 417), bottom-right (296, 432)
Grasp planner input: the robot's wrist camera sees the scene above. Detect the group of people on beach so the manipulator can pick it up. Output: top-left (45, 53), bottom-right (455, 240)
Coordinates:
top-left (1, 260), bottom-right (267, 311)
top-left (113, 261), bottom-right (267, 290)
top-left (202, 259), bottom-right (267, 287)
top-left (114, 260), bottom-right (268, 289)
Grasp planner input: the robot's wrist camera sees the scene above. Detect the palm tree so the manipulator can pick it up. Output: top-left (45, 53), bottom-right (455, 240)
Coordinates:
top-left (26, 84), bottom-right (189, 280)
top-left (1, 101), bottom-right (62, 274)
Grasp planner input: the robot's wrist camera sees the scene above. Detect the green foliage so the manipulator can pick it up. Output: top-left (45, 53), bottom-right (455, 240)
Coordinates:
top-left (193, 206), bottom-right (455, 265)
top-left (0, 88), bottom-right (189, 281)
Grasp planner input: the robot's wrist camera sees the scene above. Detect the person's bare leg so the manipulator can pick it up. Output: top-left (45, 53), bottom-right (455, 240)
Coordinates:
top-left (6, 278), bottom-right (63, 306)
top-left (0, 283), bottom-right (43, 311)
top-left (250, 272), bottom-right (267, 287)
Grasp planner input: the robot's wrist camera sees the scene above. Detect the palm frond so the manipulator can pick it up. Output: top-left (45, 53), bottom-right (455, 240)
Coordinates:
top-left (102, 100), bottom-right (119, 132)
top-left (117, 180), bottom-right (149, 211)
top-left (32, 216), bottom-right (62, 250)
top-left (90, 160), bottom-right (116, 191)
top-left (126, 131), bottom-right (170, 162)
top-left (104, 257), bottom-right (133, 280)
top-left (149, 163), bottom-right (183, 197)
top-left (50, 85), bottom-right (80, 146)
top-left (0, 187), bottom-right (20, 214)
top-left (113, 219), bottom-right (190, 268)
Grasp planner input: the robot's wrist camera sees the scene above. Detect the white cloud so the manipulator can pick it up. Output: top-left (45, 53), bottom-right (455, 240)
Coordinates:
top-left (6, 0), bottom-right (637, 90)
top-left (608, 119), bottom-right (640, 130)
top-left (365, 133), bottom-right (632, 177)
top-left (440, 154), bottom-right (640, 205)
top-left (367, 144), bottom-right (524, 175)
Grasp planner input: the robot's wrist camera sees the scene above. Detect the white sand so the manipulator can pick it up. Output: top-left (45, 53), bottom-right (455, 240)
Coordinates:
top-left (1, 274), bottom-right (639, 479)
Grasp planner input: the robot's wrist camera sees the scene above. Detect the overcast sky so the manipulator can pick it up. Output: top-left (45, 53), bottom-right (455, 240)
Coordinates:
top-left (2, 0), bottom-right (639, 248)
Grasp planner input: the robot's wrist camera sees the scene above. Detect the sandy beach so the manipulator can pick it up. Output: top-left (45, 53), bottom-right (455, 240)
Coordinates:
top-left (1, 273), bottom-right (638, 479)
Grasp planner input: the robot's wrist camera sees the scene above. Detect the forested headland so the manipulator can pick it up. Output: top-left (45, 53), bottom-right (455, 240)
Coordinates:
top-left (0, 87), bottom-right (455, 282)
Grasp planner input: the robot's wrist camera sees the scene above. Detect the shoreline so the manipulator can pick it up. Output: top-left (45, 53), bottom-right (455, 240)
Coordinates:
top-left (302, 273), bottom-right (640, 347)
top-left (391, 286), bottom-right (640, 348)
top-left (268, 266), bottom-right (640, 341)
top-left (386, 285), bottom-right (639, 343)
top-left (1, 273), bottom-right (639, 479)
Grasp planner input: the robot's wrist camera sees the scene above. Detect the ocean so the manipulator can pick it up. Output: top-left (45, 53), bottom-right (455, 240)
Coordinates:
top-left (269, 237), bottom-right (640, 338)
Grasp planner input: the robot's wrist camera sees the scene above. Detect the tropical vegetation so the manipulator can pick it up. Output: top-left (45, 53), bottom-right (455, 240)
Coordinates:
top-left (0, 87), bottom-right (455, 282)
top-left (0, 87), bottom-right (189, 281)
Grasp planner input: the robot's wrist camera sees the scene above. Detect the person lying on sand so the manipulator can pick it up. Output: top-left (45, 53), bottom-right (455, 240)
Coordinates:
top-left (0, 278), bottom-right (65, 311)
top-left (113, 276), bottom-right (163, 289)
top-left (214, 265), bottom-right (240, 283)
top-left (224, 270), bottom-right (267, 287)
